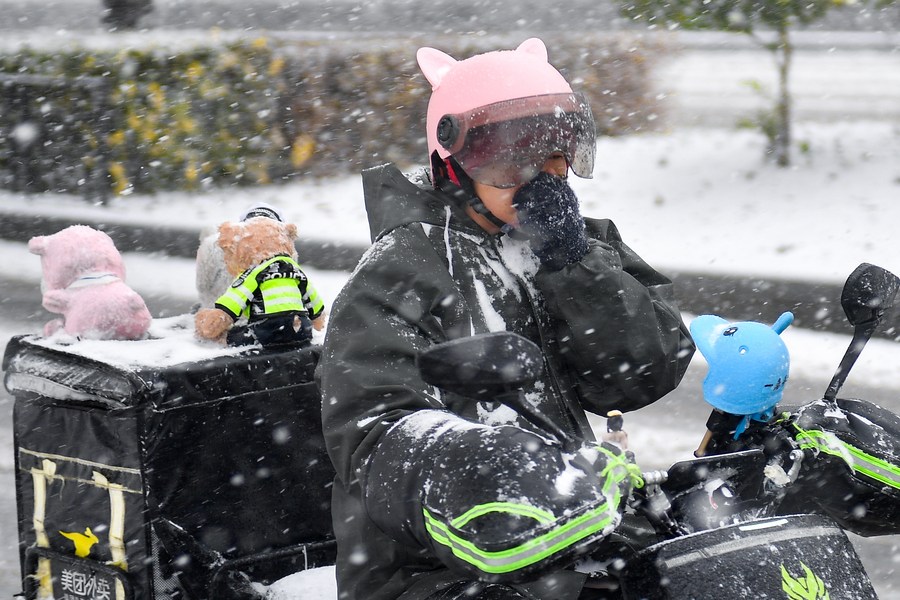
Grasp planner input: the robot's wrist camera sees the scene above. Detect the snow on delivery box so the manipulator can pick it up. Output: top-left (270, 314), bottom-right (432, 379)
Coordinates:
top-left (2, 316), bottom-right (336, 600)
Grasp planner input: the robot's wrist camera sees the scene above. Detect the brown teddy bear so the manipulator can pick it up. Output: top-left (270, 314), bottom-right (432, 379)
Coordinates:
top-left (194, 216), bottom-right (326, 347)
top-left (195, 203), bottom-right (284, 309)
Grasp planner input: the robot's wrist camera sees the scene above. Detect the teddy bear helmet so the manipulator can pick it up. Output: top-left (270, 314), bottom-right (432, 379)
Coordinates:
top-left (690, 311), bottom-right (794, 416)
top-left (416, 38), bottom-right (596, 189)
top-left (240, 202), bottom-right (284, 223)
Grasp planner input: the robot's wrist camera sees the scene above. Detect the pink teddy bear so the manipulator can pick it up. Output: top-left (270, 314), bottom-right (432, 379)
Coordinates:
top-left (28, 225), bottom-right (152, 341)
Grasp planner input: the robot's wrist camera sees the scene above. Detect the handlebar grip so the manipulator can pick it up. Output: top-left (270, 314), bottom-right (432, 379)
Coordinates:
top-left (641, 470), bottom-right (668, 486)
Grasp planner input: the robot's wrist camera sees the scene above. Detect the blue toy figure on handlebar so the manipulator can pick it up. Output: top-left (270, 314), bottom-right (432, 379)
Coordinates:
top-left (691, 311), bottom-right (793, 456)
top-left (684, 263), bottom-right (900, 541)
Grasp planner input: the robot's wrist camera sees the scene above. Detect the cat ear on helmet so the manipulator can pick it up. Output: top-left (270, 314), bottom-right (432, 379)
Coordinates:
top-left (416, 47), bottom-right (458, 89)
top-left (516, 38), bottom-right (549, 62)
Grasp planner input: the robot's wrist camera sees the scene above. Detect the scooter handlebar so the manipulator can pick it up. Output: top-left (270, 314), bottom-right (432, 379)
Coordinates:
top-left (640, 470), bottom-right (668, 486)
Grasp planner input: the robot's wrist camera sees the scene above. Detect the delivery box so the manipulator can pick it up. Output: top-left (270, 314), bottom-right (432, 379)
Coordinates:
top-left (3, 321), bottom-right (335, 600)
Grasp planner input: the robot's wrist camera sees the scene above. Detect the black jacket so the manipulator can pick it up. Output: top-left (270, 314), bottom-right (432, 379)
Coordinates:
top-left (318, 164), bottom-right (694, 599)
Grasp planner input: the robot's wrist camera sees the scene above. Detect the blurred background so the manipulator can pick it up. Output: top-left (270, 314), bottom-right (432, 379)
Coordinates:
top-left (0, 0), bottom-right (898, 33)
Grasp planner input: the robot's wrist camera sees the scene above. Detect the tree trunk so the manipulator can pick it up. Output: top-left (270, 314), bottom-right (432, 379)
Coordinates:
top-left (773, 23), bottom-right (793, 167)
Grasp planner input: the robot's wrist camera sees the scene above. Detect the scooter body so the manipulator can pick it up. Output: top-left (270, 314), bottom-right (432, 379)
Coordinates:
top-left (605, 447), bottom-right (877, 599)
top-left (621, 513), bottom-right (874, 599)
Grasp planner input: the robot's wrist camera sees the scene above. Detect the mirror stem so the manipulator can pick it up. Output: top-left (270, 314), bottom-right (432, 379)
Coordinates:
top-left (823, 321), bottom-right (877, 402)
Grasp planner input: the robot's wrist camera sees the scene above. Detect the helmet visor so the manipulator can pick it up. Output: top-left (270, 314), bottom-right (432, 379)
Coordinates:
top-left (439, 93), bottom-right (596, 188)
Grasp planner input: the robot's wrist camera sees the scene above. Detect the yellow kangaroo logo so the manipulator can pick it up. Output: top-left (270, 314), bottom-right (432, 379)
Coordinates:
top-left (59, 527), bottom-right (99, 558)
top-left (781, 562), bottom-right (830, 600)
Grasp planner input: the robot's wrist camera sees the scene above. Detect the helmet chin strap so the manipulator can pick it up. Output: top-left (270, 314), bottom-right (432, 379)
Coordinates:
top-left (430, 151), bottom-right (515, 235)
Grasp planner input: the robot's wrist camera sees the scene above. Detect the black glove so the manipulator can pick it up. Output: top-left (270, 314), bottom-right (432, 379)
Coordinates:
top-left (514, 171), bottom-right (589, 271)
top-left (364, 411), bottom-right (640, 583)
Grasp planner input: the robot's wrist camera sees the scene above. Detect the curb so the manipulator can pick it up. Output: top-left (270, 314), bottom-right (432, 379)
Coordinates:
top-left (4, 211), bottom-right (898, 341)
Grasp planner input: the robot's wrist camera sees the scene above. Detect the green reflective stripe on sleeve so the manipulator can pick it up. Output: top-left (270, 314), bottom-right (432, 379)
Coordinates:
top-left (449, 502), bottom-right (555, 529)
top-left (793, 426), bottom-right (900, 490)
top-left (423, 496), bottom-right (620, 575)
top-left (423, 448), bottom-right (636, 575)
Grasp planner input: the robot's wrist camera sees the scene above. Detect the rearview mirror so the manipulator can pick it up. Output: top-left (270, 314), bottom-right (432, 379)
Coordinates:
top-left (824, 263), bottom-right (900, 401)
top-left (841, 263), bottom-right (900, 327)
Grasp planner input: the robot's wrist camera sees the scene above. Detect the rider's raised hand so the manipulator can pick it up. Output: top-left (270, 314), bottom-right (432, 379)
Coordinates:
top-left (514, 171), bottom-right (590, 271)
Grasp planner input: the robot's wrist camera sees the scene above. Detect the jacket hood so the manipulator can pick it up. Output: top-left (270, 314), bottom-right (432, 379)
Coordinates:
top-left (362, 163), bottom-right (486, 243)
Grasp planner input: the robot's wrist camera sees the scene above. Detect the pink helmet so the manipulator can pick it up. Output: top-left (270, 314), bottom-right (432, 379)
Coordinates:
top-left (417, 38), bottom-right (595, 188)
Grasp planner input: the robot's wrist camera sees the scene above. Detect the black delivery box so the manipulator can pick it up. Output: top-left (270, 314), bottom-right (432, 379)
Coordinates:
top-left (3, 325), bottom-right (335, 600)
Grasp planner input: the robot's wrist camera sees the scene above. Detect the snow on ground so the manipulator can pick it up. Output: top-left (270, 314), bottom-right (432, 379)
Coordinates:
top-left (573, 121), bottom-right (900, 285)
top-left (656, 45), bottom-right (900, 126)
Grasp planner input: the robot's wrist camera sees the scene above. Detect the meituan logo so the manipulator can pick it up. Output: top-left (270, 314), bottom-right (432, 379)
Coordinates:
top-left (781, 562), bottom-right (830, 600)
top-left (60, 527), bottom-right (99, 558)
